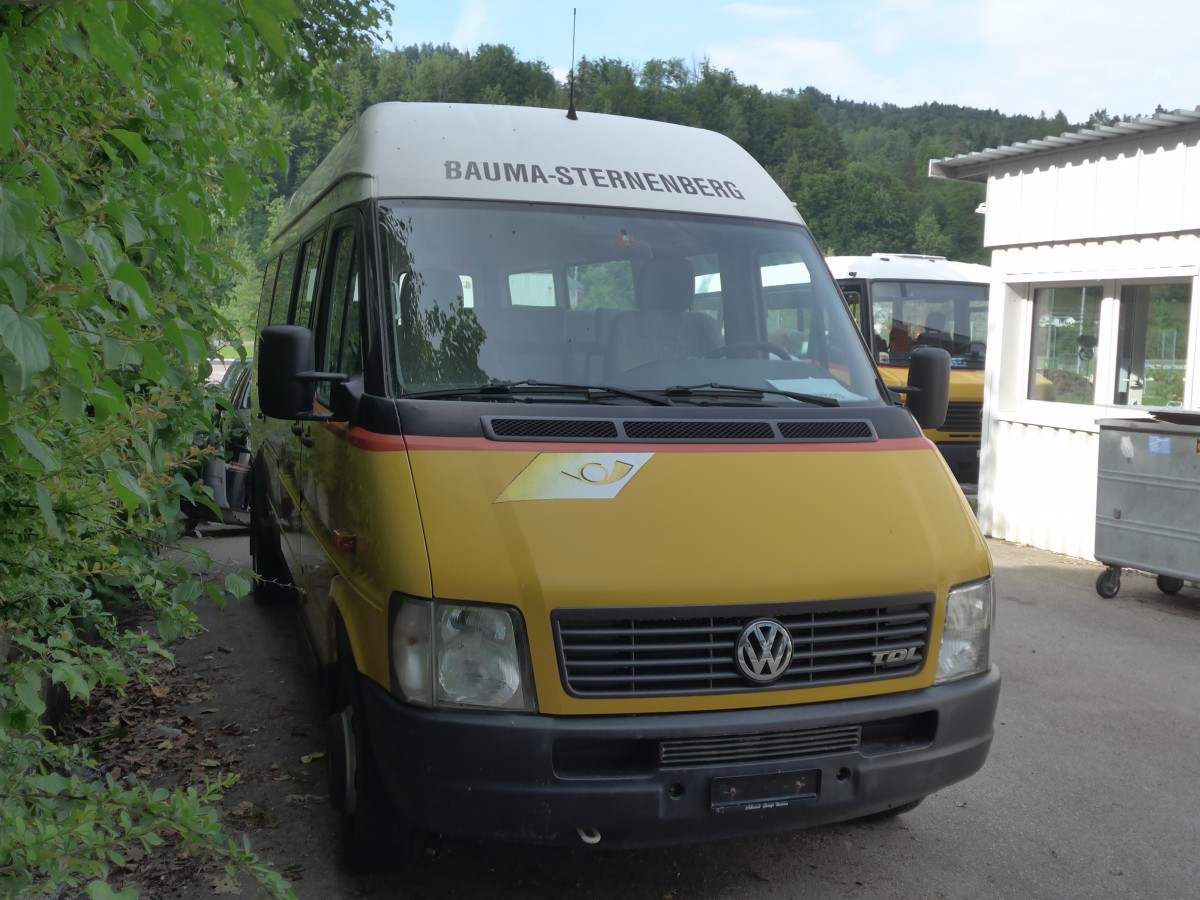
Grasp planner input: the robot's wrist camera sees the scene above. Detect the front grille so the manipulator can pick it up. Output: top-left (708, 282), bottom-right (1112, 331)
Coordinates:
top-left (554, 596), bottom-right (933, 698)
top-left (941, 402), bottom-right (982, 434)
top-left (660, 725), bottom-right (861, 767)
top-left (551, 713), bottom-right (935, 776)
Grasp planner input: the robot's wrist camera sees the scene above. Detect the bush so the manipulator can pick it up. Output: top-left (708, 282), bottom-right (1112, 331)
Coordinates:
top-left (0, 1), bottom-right (388, 895)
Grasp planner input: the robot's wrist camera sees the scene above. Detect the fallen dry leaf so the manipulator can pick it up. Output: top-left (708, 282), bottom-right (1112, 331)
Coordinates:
top-left (212, 872), bottom-right (242, 895)
top-left (300, 752), bottom-right (325, 764)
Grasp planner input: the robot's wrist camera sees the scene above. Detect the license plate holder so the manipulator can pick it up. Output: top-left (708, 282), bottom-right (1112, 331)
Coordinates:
top-left (710, 769), bottom-right (820, 811)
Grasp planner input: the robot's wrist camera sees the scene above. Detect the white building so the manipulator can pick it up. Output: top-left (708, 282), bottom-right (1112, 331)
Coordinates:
top-left (930, 108), bottom-right (1200, 560)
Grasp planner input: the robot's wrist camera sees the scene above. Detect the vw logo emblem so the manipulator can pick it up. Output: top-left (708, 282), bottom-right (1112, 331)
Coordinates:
top-left (735, 619), bottom-right (794, 684)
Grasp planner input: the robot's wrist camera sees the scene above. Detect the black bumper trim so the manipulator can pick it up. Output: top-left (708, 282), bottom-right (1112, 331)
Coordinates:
top-left (360, 667), bottom-right (1000, 848)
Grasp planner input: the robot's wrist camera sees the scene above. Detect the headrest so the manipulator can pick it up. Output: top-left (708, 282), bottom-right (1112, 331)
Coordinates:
top-left (925, 310), bottom-right (946, 332)
top-left (636, 256), bottom-right (695, 312)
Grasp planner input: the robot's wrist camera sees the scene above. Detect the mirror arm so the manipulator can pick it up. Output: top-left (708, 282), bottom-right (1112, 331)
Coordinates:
top-left (297, 370), bottom-right (350, 384)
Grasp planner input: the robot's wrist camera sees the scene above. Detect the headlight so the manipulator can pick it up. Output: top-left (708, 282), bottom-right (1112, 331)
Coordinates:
top-left (935, 578), bottom-right (994, 684)
top-left (390, 597), bottom-right (535, 711)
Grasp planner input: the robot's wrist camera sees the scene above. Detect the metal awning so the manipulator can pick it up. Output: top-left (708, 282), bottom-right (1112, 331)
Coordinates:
top-left (929, 107), bottom-right (1200, 182)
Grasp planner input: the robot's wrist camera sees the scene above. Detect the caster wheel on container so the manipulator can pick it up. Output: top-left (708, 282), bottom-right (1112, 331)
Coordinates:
top-left (1096, 567), bottom-right (1121, 599)
top-left (1156, 575), bottom-right (1185, 595)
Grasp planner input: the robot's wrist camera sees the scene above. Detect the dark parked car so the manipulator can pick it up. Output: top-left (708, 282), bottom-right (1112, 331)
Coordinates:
top-left (184, 359), bottom-right (253, 529)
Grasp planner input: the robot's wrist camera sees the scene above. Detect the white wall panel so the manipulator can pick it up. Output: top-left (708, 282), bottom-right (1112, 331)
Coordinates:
top-left (980, 421), bottom-right (1099, 560)
top-left (1135, 137), bottom-right (1187, 234)
top-left (1093, 149), bottom-right (1141, 239)
top-left (1054, 156), bottom-right (1098, 239)
top-left (982, 127), bottom-right (1200, 249)
top-left (1183, 141), bottom-right (1200, 232)
top-left (1016, 164), bottom-right (1057, 244)
top-left (983, 170), bottom-right (1022, 247)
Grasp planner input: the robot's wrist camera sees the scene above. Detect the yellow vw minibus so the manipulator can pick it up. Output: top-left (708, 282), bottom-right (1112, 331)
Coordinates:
top-left (827, 253), bottom-right (991, 484)
top-left (251, 102), bottom-right (998, 870)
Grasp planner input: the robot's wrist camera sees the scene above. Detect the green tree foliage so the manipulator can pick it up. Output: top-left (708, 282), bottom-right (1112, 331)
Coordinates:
top-left (0, 1), bottom-right (387, 896)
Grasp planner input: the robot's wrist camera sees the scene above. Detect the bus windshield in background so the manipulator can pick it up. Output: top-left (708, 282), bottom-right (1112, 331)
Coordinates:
top-left (870, 281), bottom-right (989, 370)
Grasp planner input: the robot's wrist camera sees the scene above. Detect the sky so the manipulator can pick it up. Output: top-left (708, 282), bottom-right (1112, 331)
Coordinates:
top-left (388, 0), bottom-right (1200, 130)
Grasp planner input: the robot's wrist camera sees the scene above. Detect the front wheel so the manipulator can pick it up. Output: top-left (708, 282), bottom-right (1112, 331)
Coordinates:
top-left (328, 627), bottom-right (423, 872)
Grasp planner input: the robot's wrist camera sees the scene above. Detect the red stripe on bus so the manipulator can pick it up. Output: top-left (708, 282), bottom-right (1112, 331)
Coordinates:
top-left (319, 424), bottom-right (933, 455)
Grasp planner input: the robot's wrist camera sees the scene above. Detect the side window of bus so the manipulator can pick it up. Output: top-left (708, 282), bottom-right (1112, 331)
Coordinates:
top-left (269, 247), bottom-right (299, 327)
top-left (316, 223), bottom-right (363, 404)
top-left (293, 233), bottom-right (323, 329)
top-left (689, 254), bottom-right (723, 333)
top-left (510, 271), bottom-right (555, 306)
top-left (760, 254), bottom-right (815, 359)
top-left (569, 260), bottom-right (634, 310)
top-left (256, 257), bottom-right (280, 334)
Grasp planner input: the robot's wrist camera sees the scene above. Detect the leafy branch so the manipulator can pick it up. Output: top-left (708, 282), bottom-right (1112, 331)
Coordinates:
top-left (0, 0), bottom-right (391, 896)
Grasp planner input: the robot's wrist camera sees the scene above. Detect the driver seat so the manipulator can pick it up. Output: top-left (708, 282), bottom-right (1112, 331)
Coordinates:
top-left (604, 256), bottom-right (720, 378)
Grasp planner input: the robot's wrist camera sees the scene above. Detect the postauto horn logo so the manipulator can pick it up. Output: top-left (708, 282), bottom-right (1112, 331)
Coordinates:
top-left (494, 453), bottom-right (653, 503)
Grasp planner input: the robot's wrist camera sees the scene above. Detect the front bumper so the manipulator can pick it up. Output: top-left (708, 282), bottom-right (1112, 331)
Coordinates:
top-left (360, 666), bottom-right (1000, 848)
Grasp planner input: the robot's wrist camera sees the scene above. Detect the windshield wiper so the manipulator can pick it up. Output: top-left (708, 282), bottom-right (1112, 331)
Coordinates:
top-left (404, 379), bottom-right (673, 406)
top-left (661, 382), bottom-right (841, 408)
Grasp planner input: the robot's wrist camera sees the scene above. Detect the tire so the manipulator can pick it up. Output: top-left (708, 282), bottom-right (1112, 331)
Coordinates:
top-left (1095, 568), bottom-right (1121, 599)
top-left (249, 463), bottom-right (292, 604)
top-left (330, 623), bottom-right (423, 873)
top-left (1156, 575), bottom-right (1185, 595)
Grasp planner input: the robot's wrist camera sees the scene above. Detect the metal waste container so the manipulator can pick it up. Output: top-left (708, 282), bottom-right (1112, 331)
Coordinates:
top-left (1095, 414), bottom-right (1200, 598)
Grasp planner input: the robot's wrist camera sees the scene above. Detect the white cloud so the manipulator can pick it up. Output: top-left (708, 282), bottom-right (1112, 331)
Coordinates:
top-left (924, 0), bottom-right (1200, 120)
top-left (449, 0), bottom-right (488, 51)
top-left (712, 0), bottom-right (1200, 123)
top-left (721, 3), bottom-right (807, 22)
top-left (707, 36), bottom-right (887, 97)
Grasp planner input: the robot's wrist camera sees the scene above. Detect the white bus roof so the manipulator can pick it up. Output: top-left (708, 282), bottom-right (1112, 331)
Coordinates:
top-left (825, 253), bottom-right (990, 284)
top-left (278, 102), bottom-right (804, 240)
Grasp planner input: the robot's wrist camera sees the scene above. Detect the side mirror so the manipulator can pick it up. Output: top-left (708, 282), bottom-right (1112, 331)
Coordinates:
top-left (905, 346), bottom-right (950, 430)
top-left (258, 325), bottom-right (348, 421)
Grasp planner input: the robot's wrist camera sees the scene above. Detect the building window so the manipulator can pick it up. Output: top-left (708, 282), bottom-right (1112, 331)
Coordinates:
top-left (1114, 283), bottom-right (1190, 408)
top-left (1028, 286), bottom-right (1102, 403)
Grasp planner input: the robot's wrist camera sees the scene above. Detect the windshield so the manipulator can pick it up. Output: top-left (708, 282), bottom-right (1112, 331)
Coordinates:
top-left (867, 280), bottom-right (989, 371)
top-left (379, 200), bottom-right (884, 406)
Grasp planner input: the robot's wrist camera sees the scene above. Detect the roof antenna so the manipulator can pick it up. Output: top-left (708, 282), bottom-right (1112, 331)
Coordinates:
top-left (566, 8), bottom-right (578, 120)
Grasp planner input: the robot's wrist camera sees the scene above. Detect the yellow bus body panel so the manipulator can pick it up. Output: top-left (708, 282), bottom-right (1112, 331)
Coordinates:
top-left (312, 434), bottom-right (990, 716)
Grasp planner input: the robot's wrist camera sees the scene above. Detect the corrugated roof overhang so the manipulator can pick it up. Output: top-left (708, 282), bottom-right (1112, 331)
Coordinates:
top-left (929, 107), bottom-right (1200, 183)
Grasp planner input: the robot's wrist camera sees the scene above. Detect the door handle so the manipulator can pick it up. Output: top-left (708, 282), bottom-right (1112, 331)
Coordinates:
top-left (291, 422), bottom-right (314, 447)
